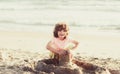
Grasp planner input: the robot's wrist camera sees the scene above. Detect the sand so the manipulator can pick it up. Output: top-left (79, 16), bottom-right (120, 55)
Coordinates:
top-left (0, 28), bottom-right (120, 74)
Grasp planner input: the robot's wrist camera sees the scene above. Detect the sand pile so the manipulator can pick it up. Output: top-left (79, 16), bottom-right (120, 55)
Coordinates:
top-left (0, 49), bottom-right (120, 74)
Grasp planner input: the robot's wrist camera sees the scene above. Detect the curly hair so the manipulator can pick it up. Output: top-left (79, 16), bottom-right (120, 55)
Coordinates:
top-left (53, 22), bottom-right (69, 38)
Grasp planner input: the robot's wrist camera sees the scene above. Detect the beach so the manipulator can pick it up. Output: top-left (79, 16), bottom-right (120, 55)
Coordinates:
top-left (0, 26), bottom-right (120, 73)
top-left (0, 0), bottom-right (120, 73)
top-left (0, 26), bottom-right (120, 58)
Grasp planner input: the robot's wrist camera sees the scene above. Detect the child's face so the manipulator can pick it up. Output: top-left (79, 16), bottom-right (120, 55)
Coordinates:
top-left (58, 30), bottom-right (67, 40)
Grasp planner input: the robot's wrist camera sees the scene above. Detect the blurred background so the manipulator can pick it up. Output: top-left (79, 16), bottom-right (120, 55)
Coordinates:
top-left (0, 0), bottom-right (120, 31)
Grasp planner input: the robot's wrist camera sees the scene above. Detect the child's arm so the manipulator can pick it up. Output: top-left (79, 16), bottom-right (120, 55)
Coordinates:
top-left (71, 39), bottom-right (79, 50)
top-left (46, 40), bottom-right (59, 54)
top-left (46, 40), bottom-right (67, 55)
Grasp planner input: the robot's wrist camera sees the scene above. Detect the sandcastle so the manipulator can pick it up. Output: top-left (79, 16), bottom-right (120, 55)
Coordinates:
top-left (33, 50), bottom-right (111, 74)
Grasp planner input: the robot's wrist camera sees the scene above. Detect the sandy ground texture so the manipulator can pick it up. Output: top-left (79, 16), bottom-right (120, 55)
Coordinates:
top-left (0, 29), bottom-right (120, 74)
top-left (0, 49), bottom-right (120, 74)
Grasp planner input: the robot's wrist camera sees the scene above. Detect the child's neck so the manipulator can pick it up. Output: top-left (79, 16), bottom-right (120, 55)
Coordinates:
top-left (58, 38), bottom-right (65, 40)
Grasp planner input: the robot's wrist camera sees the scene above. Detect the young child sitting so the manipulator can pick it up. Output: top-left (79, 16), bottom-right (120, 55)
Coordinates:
top-left (46, 22), bottom-right (79, 66)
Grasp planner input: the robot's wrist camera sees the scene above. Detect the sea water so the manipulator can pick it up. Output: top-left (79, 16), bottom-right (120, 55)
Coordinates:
top-left (0, 0), bottom-right (120, 31)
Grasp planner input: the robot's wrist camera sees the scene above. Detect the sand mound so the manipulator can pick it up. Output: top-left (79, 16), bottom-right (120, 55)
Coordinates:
top-left (0, 49), bottom-right (120, 74)
top-left (22, 59), bottom-right (111, 74)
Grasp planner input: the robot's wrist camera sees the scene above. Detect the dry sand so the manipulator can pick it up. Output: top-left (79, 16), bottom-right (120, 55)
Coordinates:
top-left (0, 28), bottom-right (120, 74)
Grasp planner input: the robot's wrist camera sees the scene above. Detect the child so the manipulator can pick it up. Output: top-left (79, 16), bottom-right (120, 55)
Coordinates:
top-left (46, 22), bottom-right (79, 66)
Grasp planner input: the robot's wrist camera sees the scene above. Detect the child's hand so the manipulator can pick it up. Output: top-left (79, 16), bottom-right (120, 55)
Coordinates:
top-left (64, 43), bottom-right (75, 50)
top-left (58, 49), bottom-right (68, 55)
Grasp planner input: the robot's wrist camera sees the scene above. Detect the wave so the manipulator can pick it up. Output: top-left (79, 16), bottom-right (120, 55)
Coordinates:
top-left (0, 0), bottom-right (120, 31)
top-left (0, 0), bottom-right (120, 11)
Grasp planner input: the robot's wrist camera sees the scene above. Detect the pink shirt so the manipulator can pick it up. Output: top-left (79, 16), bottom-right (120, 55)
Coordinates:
top-left (51, 37), bottom-right (73, 50)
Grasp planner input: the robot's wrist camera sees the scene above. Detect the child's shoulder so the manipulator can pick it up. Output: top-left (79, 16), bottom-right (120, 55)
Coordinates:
top-left (67, 36), bottom-right (79, 42)
top-left (67, 36), bottom-right (73, 40)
